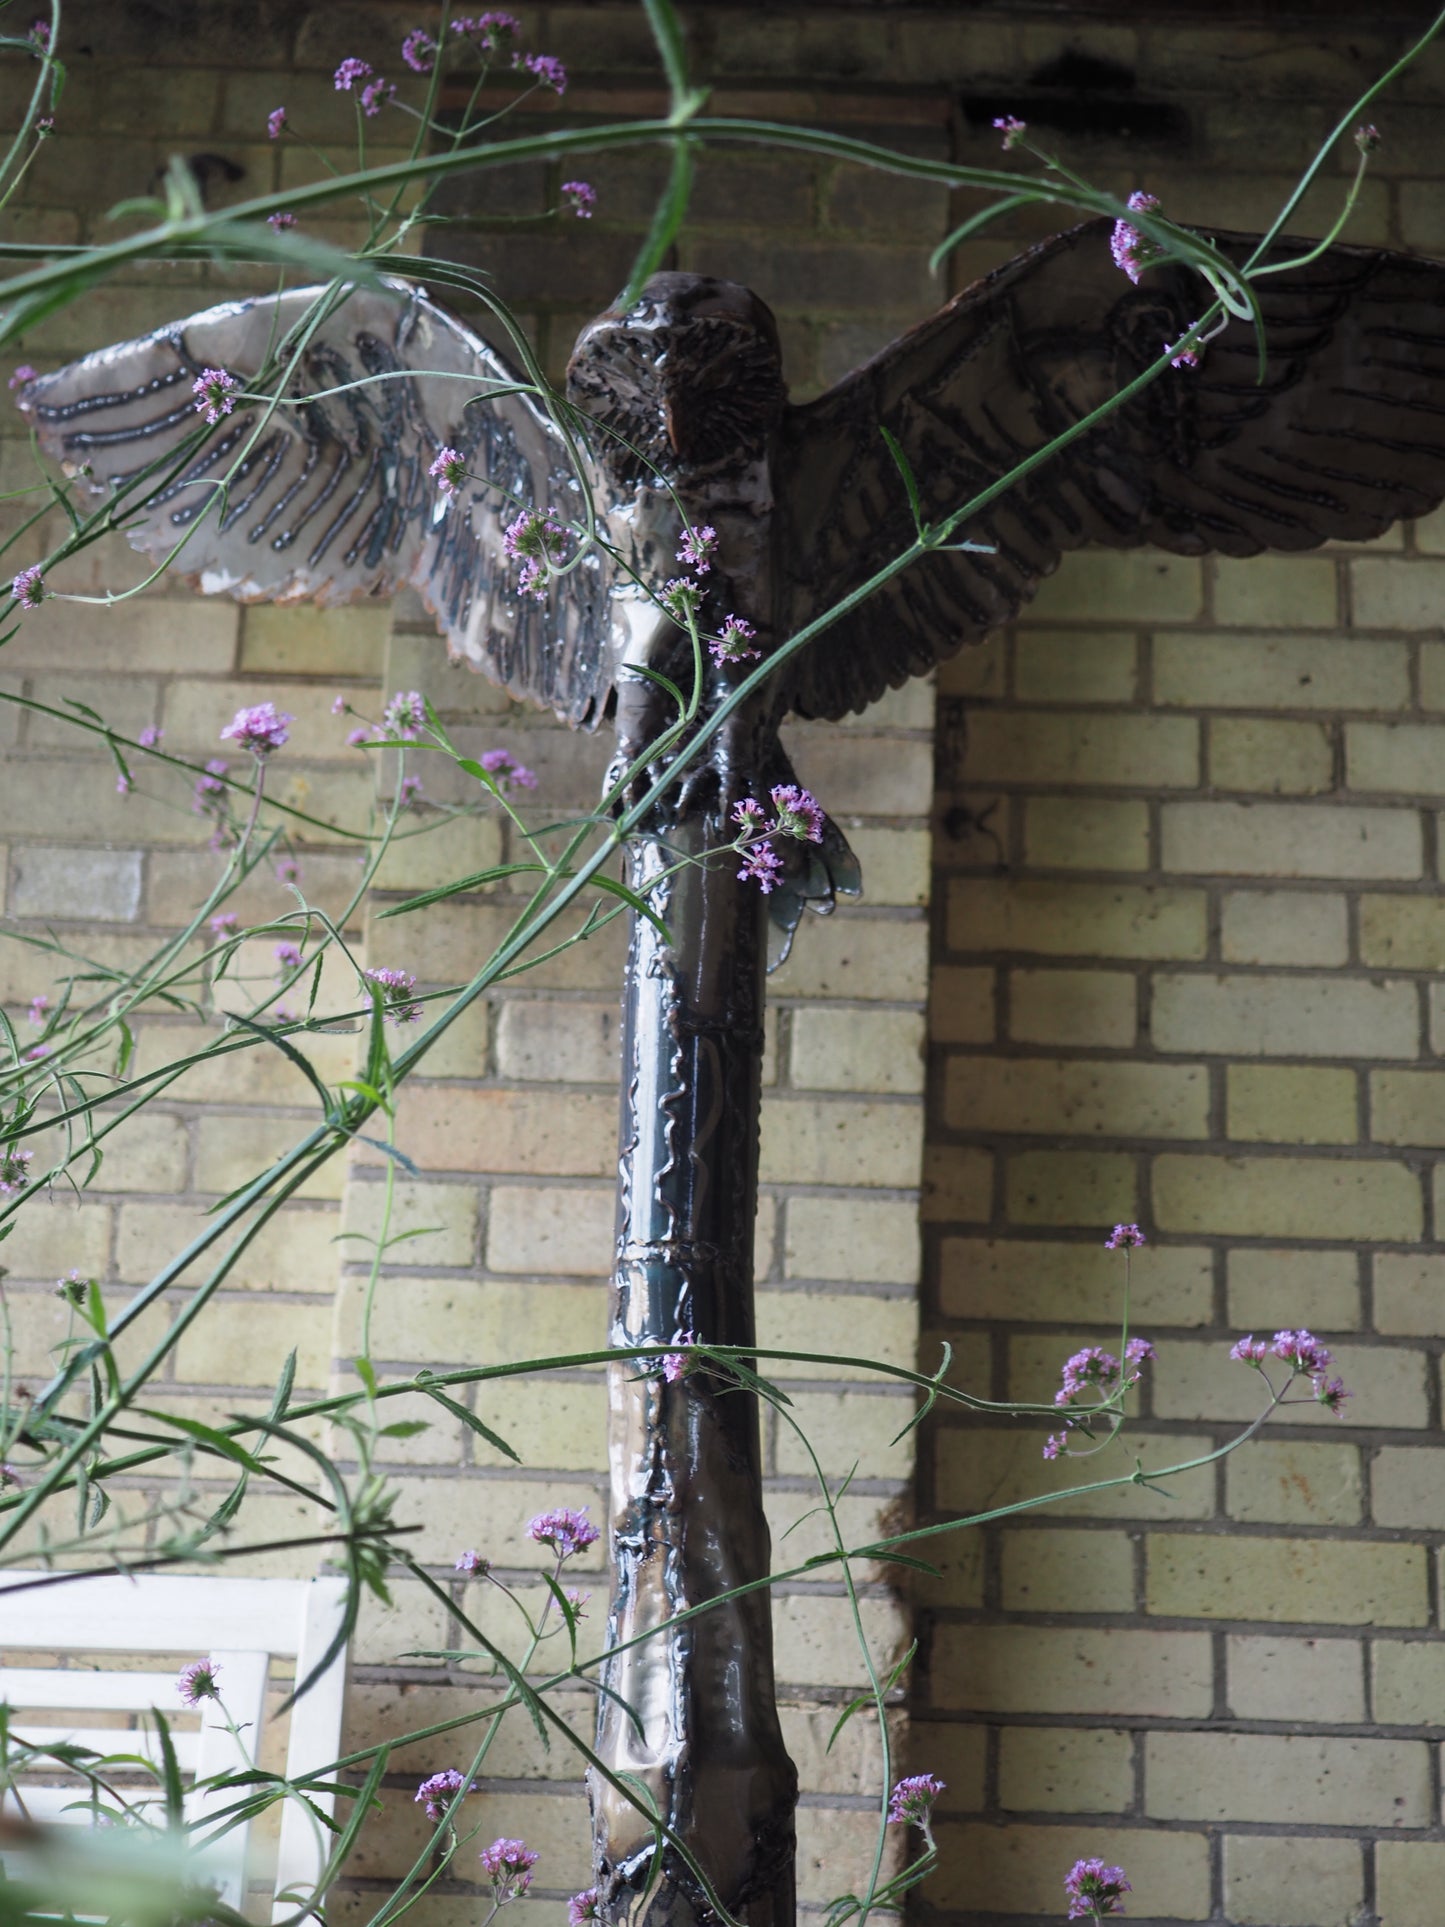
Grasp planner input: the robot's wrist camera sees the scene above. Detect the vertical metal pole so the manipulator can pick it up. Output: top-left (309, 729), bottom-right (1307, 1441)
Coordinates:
top-left (591, 817), bottom-right (797, 1927)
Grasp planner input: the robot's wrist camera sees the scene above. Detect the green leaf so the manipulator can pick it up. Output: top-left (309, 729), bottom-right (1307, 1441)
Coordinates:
top-left (375, 862), bottom-right (544, 919)
top-left (621, 135), bottom-right (695, 308)
top-left (378, 1419), bottom-right (430, 1439)
top-left (270, 1349), bottom-right (297, 1424)
top-left (138, 1410), bottom-right (271, 1474)
top-left (588, 874), bottom-right (672, 946)
top-left (150, 1708), bottom-right (185, 1831)
top-left (224, 1008), bottom-right (337, 1120)
top-left (354, 1354), bottom-right (380, 1400)
top-left (879, 426), bottom-right (925, 535)
top-left (414, 1374), bottom-right (520, 1464)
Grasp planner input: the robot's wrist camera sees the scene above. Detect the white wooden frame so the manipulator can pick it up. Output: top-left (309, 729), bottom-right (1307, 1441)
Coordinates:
top-left (0, 1572), bottom-right (348, 1920)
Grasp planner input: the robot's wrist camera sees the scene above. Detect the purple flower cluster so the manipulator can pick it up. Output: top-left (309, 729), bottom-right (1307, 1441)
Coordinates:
top-left (711, 615), bottom-right (758, 665)
top-left (192, 366), bottom-right (239, 426)
top-left (503, 506), bottom-right (568, 601)
top-left (993, 114), bottom-right (1026, 149)
top-left (11, 565), bottom-right (44, 610)
top-left (662, 576), bottom-right (703, 622)
top-left (1105, 1223), bottom-right (1146, 1250)
top-left (661, 1328), bottom-right (696, 1384)
top-left (176, 1657), bottom-right (221, 1706)
top-left (568, 1889), bottom-right (601, 1927)
top-left (268, 212), bottom-right (297, 231)
top-left (528, 1506), bottom-right (599, 1560)
top-left (1045, 1337), bottom-right (1155, 1458)
top-left (455, 1548), bottom-right (490, 1576)
top-left (414, 1768), bottom-right (472, 1822)
top-left (428, 446), bottom-right (467, 496)
top-left (26, 993), bottom-right (48, 1027)
top-left (1110, 190), bottom-right (1164, 285)
top-left (479, 1837), bottom-right (539, 1899)
top-left (220, 701), bottom-right (292, 757)
top-left (274, 941), bottom-right (303, 972)
top-left (887, 1773), bottom-right (945, 1826)
top-left (364, 965), bottom-right (421, 1025)
top-left (1231, 1328), bottom-right (1351, 1414)
top-left (562, 180), bottom-right (596, 219)
top-left (334, 56), bottom-right (373, 91)
top-left (523, 52), bottom-right (566, 93)
top-left (1064, 1857), bottom-right (1132, 1920)
top-left (0, 1147), bottom-right (33, 1195)
top-left (479, 747), bottom-right (538, 791)
top-left (267, 107), bottom-right (286, 139)
top-left (452, 12), bottom-right (521, 55)
top-left (401, 28), bottom-right (437, 72)
top-left (676, 524), bottom-right (717, 573)
top-left (8, 365), bottom-right (37, 391)
top-left (731, 784), bottom-right (825, 894)
top-left (209, 911), bottom-right (238, 937)
top-left (1356, 122), bottom-right (1381, 155)
top-left (381, 689), bottom-right (427, 740)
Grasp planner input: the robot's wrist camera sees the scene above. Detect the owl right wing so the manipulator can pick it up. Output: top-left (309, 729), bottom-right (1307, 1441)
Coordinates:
top-left (17, 278), bottom-right (620, 729)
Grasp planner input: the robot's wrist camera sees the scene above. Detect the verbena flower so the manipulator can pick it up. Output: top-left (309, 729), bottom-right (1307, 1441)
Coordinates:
top-left (55, 1270), bottom-right (89, 1305)
top-left (739, 843), bottom-right (784, 892)
top-left (770, 784), bottom-right (824, 843)
top-left (330, 696), bottom-right (347, 716)
top-left (1105, 1223), bottom-right (1145, 1249)
top-left (479, 747), bottom-right (538, 790)
top-left (35, 115), bottom-right (53, 135)
top-left (711, 616), bottom-right (758, 665)
top-left (1110, 191), bottom-right (1164, 284)
top-left (192, 367), bottom-right (239, 426)
top-left (1064, 1856), bottom-right (1131, 1919)
top-left (24, 1042), bottom-right (51, 1062)
top-left (662, 576), bottom-right (703, 622)
top-left (428, 447), bottom-right (466, 495)
top-left (523, 52), bottom-right (566, 92)
top-left (503, 506), bottom-right (568, 601)
top-left (1356, 123), bottom-right (1381, 154)
top-left (661, 1329), bottom-right (696, 1383)
top-left (220, 701), bottom-right (292, 756)
top-left (455, 1548), bottom-right (490, 1575)
top-left (1123, 1337), bottom-right (1156, 1375)
top-left (208, 912), bottom-right (238, 937)
top-left (887, 1774), bottom-right (945, 1825)
top-left (1043, 1430), bottom-right (1070, 1460)
top-left (414, 1768), bottom-right (471, 1822)
top-left (528, 1506), bottom-right (599, 1559)
top-left (29, 19), bottom-right (49, 52)
top-left (334, 57), bottom-right (373, 91)
top-left (1170, 344), bottom-right (1200, 370)
top-left (360, 75), bottom-right (395, 116)
top-left (274, 941), bottom-right (303, 971)
top-left (175, 1657), bottom-right (221, 1705)
top-left (138, 726), bottom-right (163, 748)
top-left (732, 797), bottom-right (769, 836)
top-left (364, 965), bottom-right (421, 1024)
top-left (347, 726), bottom-right (372, 747)
top-left (479, 1837), bottom-right (538, 1899)
top-left (8, 365), bottom-right (37, 390)
top-left (568, 1889), bottom-right (601, 1927)
top-left (267, 107), bottom-right (286, 139)
top-left (400, 774), bottom-right (423, 806)
top-left (26, 993), bottom-right (48, 1026)
top-left (381, 690), bottom-right (426, 740)
top-left (1317, 1375), bottom-right (1352, 1416)
top-left (1229, 1335), bottom-right (1269, 1365)
top-left (276, 856), bottom-right (302, 885)
top-left (0, 1463), bottom-right (21, 1488)
top-left (11, 565), bottom-right (44, 609)
top-left (452, 12), bottom-right (521, 54)
top-left (116, 772), bottom-right (132, 797)
top-left (564, 1588), bottom-right (590, 1616)
top-left (676, 525), bottom-right (717, 573)
top-left (1271, 1329), bottom-right (1333, 1375)
top-left (562, 180), bottom-right (596, 218)
top-left (401, 28), bottom-right (437, 72)
top-left (993, 114), bottom-right (1026, 148)
top-left (0, 1147), bottom-right (33, 1194)
top-left (267, 212), bottom-right (296, 231)
top-left (1058, 1346), bottom-right (1121, 1401)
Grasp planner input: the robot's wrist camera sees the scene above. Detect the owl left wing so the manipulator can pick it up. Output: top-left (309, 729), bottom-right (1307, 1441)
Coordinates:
top-left (774, 220), bottom-right (1445, 721)
top-left (17, 279), bottom-right (619, 728)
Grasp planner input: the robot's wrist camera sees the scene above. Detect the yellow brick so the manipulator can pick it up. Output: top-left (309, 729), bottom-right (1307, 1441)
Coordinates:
top-left (1372, 1069), bottom-right (1445, 1145)
top-left (789, 1006), bottom-right (925, 1095)
top-left (1373, 1253), bottom-right (1445, 1334)
top-left (773, 1388), bottom-right (916, 1478)
top-left (1348, 721), bottom-right (1445, 797)
top-left (194, 1114), bottom-right (345, 1199)
top-left (334, 1276), bottom-right (605, 1367)
top-left (405, 998), bottom-right (490, 1079)
top-left (760, 1097), bottom-right (922, 1188)
top-left (1226, 1065), bottom-right (1358, 1143)
top-left (133, 1020), bottom-right (356, 1106)
top-left (1154, 1153), bottom-right (1422, 1242)
top-left (486, 1184), bottom-right (612, 1275)
top-left (160, 678), bottom-right (357, 755)
top-left (393, 1085), bottom-right (614, 1178)
top-left (782, 1197), bottom-right (920, 1286)
top-left (1351, 555), bottom-right (1445, 629)
top-left (171, 1292), bottom-right (332, 1389)
top-left (1417, 640), bottom-right (1445, 710)
top-left (1364, 895), bottom-right (1445, 969)
top-left (948, 879), bottom-right (1206, 960)
top-left (385, 899), bottom-right (627, 994)
top-left (758, 1286), bottom-right (917, 1376)
top-left (239, 602), bottom-right (391, 677)
top-left (1227, 1247), bottom-right (1361, 1332)
top-left (784, 1704), bottom-right (910, 1800)
top-left (1378, 1842), bottom-right (1445, 1927)
top-left (1030, 550), bottom-right (1203, 623)
top-left (373, 810), bottom-right (506, 895)
top-left (1006, 1149), bottom-right (1137, 1226)
top-left (1156, 1336), bottom-right (1428, 1430)
top-left (997, 1728), bottom-right (1134, 1814)
top-left (1008, 968), bottom-right (1136, 1048)
top-left (770, 913), bottom-right (928, 1002)
top-left (999, 1527), bottom-right (1135, 1614)
top-left (930, 1822), bottom-right (1210, 1919)
top-left (839, 826), bottom-right (931, 907)
top-left (1372, 1640), bottom-right (1445, 1724)
top-left (1219, 889), bottom-right (1348, 967)
top-left (1372, 1446), bottom-right (1445, 1529)
top-left (944, 1055), bottom-right (1207, 1139)
top-left (931, 1624), bottom-right (1211, 1715)
top-left (930, 965), bottom-right (996, 1043)
top-left (1148, 1730), bottom-right (1429, 1825)
top-left (0, 1198), bottom-right (111, 1281)
top-left (1013, 629), bottom-right (1137, 704)
top-left (28, 1110), bottom-right (189, 1193)
top-left (935, 1424), bottom-right (1215, 1523)
top-left (1147, 1533), bottom-right (1427, 1626)
top-left (960, 711), bottom-right (1199, 789)
top-left (11, 845), bottom-right (142, 922)
top-left (1225, 1635), bottom-right (1365, 1723)
top-left (1208, 717), bottom-right (1333, 795)
top-left (920, 1144), bottom-right (993, 1222)
top-left (935, 632), bottom-right (1005, 696)
top-left (1224, 1438), bottom-right (1362, 1525)
top-left (771, 1592), bottom-right (908, 1689)
top-left (341, 1175), bottom-right (479, 1269)
top-left (494, 999), bottom-right (620, 1084)
top-left (382, 1470), bottom-right (605, 1569)
top-left (1212, 553), bottom-right (1340, 628)
top-left (795, 1805), bottom-right (905, 1910)
top-left (385, 623), bottom-right (512, 719)
top-left (1162, 800), bottom-right (1420, 880)
top-left (767, 1487), bottom-right (915, 1584)
top-left (899, 1723), bottom-right (986, 1811)
top-left (0, 595), bottom-right (238, 674)
top-left (940, 1237), bottom-right (1213, 1325)
top-left (145, 848), bottom-right (368, 936)
top-left (1224, 1835), bottom-right (1362, 1927)
top-left (1022, 796), bottom-right (1150, 870)
top-left (116, 1200), bottom-right (338, 1292)
top-left (1154, 631), bottom-right (1408, 710)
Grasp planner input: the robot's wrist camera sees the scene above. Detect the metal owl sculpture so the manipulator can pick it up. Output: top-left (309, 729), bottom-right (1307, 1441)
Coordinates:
top-left (19, 222), bottom-right (1445, 1927)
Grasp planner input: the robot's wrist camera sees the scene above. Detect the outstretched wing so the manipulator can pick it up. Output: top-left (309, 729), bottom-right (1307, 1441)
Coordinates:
top-left (17, 279), bottom-right (617, 728)
top-left (776, 221), bottom-right (1445, 721)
